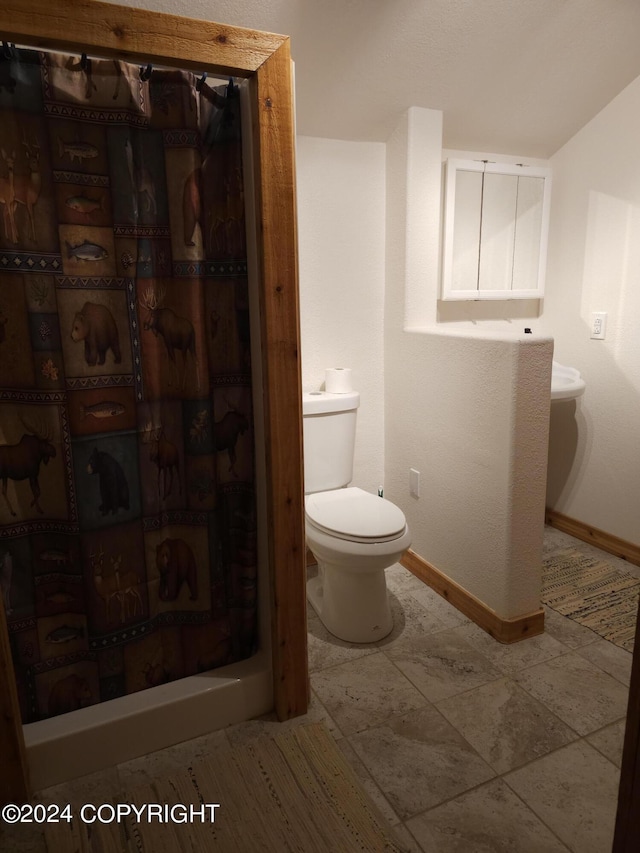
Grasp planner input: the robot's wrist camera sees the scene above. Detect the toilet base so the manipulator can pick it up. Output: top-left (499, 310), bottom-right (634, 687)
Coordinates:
top-left (307, 562), bottom-right (393, 644)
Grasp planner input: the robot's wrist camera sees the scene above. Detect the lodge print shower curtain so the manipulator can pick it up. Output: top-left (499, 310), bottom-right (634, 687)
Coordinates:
top-left (0, 48), bottom-right (258, 722)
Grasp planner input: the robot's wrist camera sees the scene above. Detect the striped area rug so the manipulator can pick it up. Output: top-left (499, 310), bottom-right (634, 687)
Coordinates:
top-left (44, 722), bottom-right (405, 852)
top-left (542, 548), bottom-right (640, 651)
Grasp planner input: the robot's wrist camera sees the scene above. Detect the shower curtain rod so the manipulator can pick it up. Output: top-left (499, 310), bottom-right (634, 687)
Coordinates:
top-left (0, 38), bottom-right (239, 98)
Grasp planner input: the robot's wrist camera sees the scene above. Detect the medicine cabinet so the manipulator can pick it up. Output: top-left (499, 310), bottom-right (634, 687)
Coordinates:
top-left (441, 159), bottom-right (551, 301)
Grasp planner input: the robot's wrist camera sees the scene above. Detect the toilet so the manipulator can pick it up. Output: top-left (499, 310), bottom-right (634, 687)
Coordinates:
top-left (303, 390), bottom-right (411, 643)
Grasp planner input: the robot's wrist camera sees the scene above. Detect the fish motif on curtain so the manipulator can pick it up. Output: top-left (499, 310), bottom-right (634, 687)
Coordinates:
top-left (0, 48), bottom-right (257, 722)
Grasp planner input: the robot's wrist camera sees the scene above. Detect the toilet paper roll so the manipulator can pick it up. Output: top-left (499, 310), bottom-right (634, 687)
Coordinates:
top-left (325, 367), bottom-right (353, 394)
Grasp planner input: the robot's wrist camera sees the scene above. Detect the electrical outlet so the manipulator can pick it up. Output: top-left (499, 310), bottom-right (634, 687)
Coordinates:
top-left (591, 312), bottom-right (607, 340)
top-left (409, 468), bottom-right (420, 498)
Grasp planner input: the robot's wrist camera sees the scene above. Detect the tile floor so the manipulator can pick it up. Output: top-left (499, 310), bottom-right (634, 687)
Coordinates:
top-left (2, 526), bottom-right (635, 853)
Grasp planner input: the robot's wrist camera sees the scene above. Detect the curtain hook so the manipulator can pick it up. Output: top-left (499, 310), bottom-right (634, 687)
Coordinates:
top-left (140, 63), bottom-right (153, 81)
top-left (196, 71), bottom-right (207, 92)
top-left (2, 42), bottom-right (13, 60)
top-left (80, 53), bottom-right (88, 71)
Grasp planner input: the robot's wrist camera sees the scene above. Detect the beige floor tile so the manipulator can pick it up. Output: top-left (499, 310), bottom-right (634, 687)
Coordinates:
top-left (454, 621), bottom-right (569, 677)
top-left (406, 583), bottom-right (472, 629)
top-left (406, 778), bottom-right (571, 852)
top-left (307, 613), bottom-right (380, 672)
top-left (311, 652), bottom-right (428, 736)
top-left (542, 526), bottom-right (582, 555)
top-left (586, 718), bottom-right (627, 768)
top-left (542, 605), bottom-right (600, 649)
top-left (307, 585), bottom-right (446, 670)
top-left (379, 591), bottom-right (449, 648)
top-left (386, 563), bottom-right (431, 596)
top-left (435, 677), bottom-right (577, 773)
top-left (576, 638), bottom-right (633, 686)
top-left (16, 526), bottom-right (633, 853)
top-left (384, 627), bottom-right (503, 703)
top-left (349, 705), bottom-right (495, 819)
top-left (504, 740), bottom-right (620, 853)
top-left (514, 651), bottom-right (629, 736)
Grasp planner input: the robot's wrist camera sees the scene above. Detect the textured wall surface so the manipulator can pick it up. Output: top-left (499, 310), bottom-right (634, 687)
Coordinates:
top-left (115, 0), bottom-right (640, 157)
top-left (541, 75), bottom-right (640, 545)
top-left (296, 136), bottom-right (386, 495)
top-left (385, 109), bottom-right (552, 619)
top-left (107, 0), bottom-right (640, 587)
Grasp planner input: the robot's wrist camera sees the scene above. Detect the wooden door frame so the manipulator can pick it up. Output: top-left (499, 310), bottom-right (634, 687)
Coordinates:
top-left (0, 0), bottom-right (307, 805)
top-left (613, 595), bottom-right (640, 850)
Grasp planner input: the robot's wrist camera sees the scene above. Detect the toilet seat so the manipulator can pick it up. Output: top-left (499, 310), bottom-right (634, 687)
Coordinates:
top-left (305, 487), bottom-right (407, 544)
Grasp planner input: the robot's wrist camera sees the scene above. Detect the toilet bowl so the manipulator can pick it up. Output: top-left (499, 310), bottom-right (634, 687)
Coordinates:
top-left (305, 486), bottom-right (411, 643)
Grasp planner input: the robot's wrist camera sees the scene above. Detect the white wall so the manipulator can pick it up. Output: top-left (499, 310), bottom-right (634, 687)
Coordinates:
top-left (296, 112), bottom-right (554, 621)
top-left (108, 0), bottom-right (639, 570)
top-left (296, 136), bottom-right (387, 494)
top-left (384, 109), bottom-right (552, 620)
top-left (541, 75), bottom-right (640, 546)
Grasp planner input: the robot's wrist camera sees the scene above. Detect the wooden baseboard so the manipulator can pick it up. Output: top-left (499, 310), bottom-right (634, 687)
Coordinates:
top-left (400, 549), bottom-right (544, 644)
top-left (613, 594), bottom-right (640, 851)
top-left (545, 509), bottom-right (640, 567)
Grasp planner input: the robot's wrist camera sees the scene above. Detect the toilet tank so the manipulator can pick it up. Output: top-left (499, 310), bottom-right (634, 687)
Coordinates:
top-left (302, 391), bottom-right (360, 493)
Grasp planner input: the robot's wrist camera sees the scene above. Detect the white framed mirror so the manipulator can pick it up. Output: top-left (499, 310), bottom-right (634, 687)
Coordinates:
top-left (441, 158), bottom-right (551, 301)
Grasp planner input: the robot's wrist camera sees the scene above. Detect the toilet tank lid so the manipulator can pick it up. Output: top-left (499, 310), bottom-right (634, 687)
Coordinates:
top-left (303, 390), bottom-right (360, 415)
top-left (306, 487), bottom-right (406, 539)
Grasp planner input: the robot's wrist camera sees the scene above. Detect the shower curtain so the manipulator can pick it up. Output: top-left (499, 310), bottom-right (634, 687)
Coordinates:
top-left (0, 48), bottom-right (257, 722)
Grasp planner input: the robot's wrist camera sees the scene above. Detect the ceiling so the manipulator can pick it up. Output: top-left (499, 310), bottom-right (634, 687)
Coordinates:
top-left (145, 0), bottom-right (640, 158)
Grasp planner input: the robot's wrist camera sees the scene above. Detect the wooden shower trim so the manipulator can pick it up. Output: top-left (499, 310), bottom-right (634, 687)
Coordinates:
top-left (0, 0), bottom-right (307, 804)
